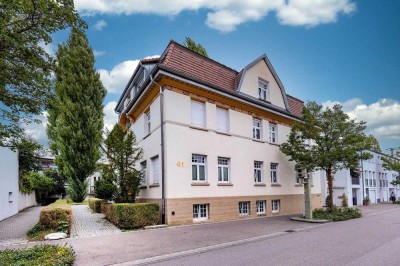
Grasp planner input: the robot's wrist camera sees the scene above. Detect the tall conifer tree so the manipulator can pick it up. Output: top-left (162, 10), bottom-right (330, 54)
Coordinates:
top-left (47, 28), bottom-right (106, 202)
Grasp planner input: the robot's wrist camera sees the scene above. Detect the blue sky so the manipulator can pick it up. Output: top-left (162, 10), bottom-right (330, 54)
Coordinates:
top-left (30, 0), bottom-right (400, 152)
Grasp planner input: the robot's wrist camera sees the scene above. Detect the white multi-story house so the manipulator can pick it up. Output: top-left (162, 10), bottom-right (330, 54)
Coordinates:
top-left (115, 40), bottom-right (323, 225)
top-left (322, 150), bottom-right (399, 207)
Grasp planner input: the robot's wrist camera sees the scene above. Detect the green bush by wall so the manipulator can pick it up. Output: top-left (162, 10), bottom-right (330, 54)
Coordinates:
top-left (104, 203), bottom-right (159, 229)
top-left (39, 201), bottom-right (72, 232)
top-left (89, 198), bottom-right (105, 213)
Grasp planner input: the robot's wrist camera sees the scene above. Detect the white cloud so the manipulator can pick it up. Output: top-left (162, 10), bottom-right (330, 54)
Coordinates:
top-left (104, 101), bottom-right (118, 132)
top-left (98, 55), bottom-right (159, 93)
top-left (92, 19), bottom-right (107, 31)
top-left (74, 0), bottom-right (356, 32)
top-left (322, 98), bottom-right (400, 141)
top-left (93, 50), bottom-right (106, 57)
top-left (22, 112), bottom-right (49, 147)
top-left (39, 41), bottom-right (56, 57)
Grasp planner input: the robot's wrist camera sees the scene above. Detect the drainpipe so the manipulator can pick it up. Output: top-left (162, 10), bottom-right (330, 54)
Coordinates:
top-left (361, 159), bottom-right (365, 202)
top-left (150, 75), bottom-right (166, 225)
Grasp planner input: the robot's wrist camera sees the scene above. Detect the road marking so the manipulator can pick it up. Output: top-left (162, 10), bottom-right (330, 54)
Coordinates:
top-left (111, 224), bottom-right (325, 266)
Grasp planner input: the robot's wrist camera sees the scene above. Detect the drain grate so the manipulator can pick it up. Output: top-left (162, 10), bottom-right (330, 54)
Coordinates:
top-left (285, 229), bottom-right (296, 233)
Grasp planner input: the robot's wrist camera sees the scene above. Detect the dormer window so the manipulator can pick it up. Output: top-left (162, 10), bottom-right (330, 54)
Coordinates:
top-left (258, 79), bottom-right (268, 101)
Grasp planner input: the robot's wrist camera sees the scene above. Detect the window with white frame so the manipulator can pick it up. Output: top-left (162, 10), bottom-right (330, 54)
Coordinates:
top-left (218, 157), bottom-right (230, 182)
top-left (216, 107), bottom-right (229, 133)
top-left (270, 163), bottom-right (278, 184)
top-left (295, 170), bottom-right (301, 184)
top-left (256, 201), bottom-right (265, 214)
top-left (254, 161), bottom-right (263, 183)
top-left (269, 123), bottom-right (277, 143)
top-left (191, 100), bottom-right (206, 128)
top-left (258, 79), bottom-right (268, 101)
top-left (253, 118), bottom-right (262, 140)
top-left (144, 111), bottom-right (151, 135)
top-left (151, 156), bottom-right (160, 184)
top-left (193, 204), bottom-right (208, 221)
top-left (239, 201), bottom-right (250, 216)
top-left (192, 155), bottom-right (206, 182)
top-left (272, 200), bottom-right (280, 213)
top-left (140, 161), bottom-right (147, 186)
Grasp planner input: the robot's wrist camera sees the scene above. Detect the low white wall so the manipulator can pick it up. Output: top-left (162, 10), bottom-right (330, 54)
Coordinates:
top-left (0, 147), bottom-right (19, 221)
top-left (18, 191), bottom-right (36, 211)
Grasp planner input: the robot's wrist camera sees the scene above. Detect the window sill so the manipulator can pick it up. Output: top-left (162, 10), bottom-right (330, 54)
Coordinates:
top-left (216, 131), bottom-right (231, 136)
top-left (254, 183), bottom-right (266, 187)
top-left (143, 133), bottom-right (151, 140)
top-left (190, 125), bottom-right (208, 131)
top-left (257, 213), bottom-right (266, 216)
top-left (252, 139), bottom-right (265, 143)
top-left (191, 182), bottom-right (210, 186)
top-left (217, 183), bottom-right (233, 186)
top-left (272, 211), bottom-right (280, 214)
top-left (269, 142), bottom-right (280, 147)
top-left (271, 183), bottom-right (282, 187)
top-left (149, 183), bottom-right (160, 188)
top-left (295, 184), bottom-right (303, 187)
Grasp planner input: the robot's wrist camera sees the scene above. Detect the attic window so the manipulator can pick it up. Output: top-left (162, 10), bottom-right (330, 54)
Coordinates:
top-left (258, 79), bottom-right (269, 101)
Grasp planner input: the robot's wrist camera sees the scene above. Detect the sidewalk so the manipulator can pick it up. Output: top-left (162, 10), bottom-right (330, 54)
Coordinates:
top-left (0, 207), bottom-right (42, 246)
top-left (2, 204), bottom-right (399, 266)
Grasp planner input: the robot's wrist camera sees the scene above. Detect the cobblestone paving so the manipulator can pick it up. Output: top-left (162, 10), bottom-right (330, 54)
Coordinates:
top-left (70, 205), bottom-right (121, 238)
top-left (0, 207), bottom-right (42, 246)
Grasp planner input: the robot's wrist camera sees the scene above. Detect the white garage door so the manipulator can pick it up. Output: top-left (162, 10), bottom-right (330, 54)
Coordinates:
top-left (369, 190), bottom-right (377, 204)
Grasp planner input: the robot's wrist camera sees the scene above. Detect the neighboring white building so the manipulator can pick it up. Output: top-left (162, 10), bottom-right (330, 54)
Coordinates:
top-left (115, 41), bottom-right (323, 225)
top-left (0, 147), bottom-right (36, 221)
top-left (322, 150), bottom-right (399, 207)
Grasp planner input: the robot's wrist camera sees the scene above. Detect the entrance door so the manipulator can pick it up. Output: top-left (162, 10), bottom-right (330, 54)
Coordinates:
top-left (369, 190), bottom-right (377, 204)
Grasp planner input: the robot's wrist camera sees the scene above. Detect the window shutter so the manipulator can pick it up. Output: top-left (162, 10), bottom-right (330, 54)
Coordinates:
top-left (217, 108), bottom-right (229, 132)
top-left (191, 101), bottom-right (205, 127)
top-left (151, 156), bottom-right (160, 184)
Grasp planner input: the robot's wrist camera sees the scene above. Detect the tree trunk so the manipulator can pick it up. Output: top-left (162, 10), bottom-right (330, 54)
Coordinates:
top-left (327, 168), bottom-right (334, 209)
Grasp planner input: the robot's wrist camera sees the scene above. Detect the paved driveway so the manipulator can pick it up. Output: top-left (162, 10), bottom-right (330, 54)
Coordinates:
top-left (71, 205), bottom-right (121, 238)
top-left (0, 207), bottom-right (42, 246)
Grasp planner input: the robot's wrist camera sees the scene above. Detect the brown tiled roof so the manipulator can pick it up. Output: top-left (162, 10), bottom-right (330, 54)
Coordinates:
top-left (160, 42), bottom-right (238, 92)
top-left (287, 95), bottom-right (304, 117)
top-left (158, 40), bottom-right (303, 117)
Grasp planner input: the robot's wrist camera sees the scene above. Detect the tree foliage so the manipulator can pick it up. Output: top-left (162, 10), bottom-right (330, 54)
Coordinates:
top-left (366, 135), bottom-right (381, 152)
top-left (280, 102), bottom-right (372, 209)
top-left (11, 135), bottom-right (42, 175)
top-left (47, 28), bottom-right (106, 202)
top-left (25, 171), bottom-right (55, 204)
top-left (101, 124), bottom-right (143, 203)
top-left (0, 0), bottom-right (85, 145)
top-left (183, 37), bottom-right (208, 57)
top-left (383, 151), bottom-right (400, 185)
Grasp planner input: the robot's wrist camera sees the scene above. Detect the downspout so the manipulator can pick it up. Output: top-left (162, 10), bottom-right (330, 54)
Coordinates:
top-left (361, 159), bottom-right (365, 202)
top-left (150, 75), bottom-right (166, 224)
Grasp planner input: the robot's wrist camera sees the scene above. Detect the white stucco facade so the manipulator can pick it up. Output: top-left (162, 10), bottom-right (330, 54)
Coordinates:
top-left (0, 147), bottom-right (20, 221)
top-left (322, 150), bottom-right (399, 207)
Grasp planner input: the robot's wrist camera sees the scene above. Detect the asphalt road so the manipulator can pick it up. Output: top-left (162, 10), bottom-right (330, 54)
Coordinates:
top-left (147, 207), bottom-right (400, 266)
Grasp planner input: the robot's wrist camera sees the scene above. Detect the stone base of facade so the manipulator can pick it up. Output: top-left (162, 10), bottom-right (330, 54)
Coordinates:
top-left (138, 194), bottom-right (323, 225)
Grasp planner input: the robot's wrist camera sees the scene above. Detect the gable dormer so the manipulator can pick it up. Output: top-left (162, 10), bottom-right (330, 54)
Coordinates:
top-left (237, 55), bottom-right (290, 111)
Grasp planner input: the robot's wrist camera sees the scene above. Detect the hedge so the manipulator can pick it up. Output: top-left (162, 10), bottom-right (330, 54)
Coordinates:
top-left (313, 207), bottom-right (361, 221)
top-left (39, 200), bottom-right (72, 233)
top-left (0, 244), bottom-right (75, 266)
top-left (101, 202), bottom-right (112, 217)
top-left (89, 198), bottom-right (105, 213)
top-left (104, 203), bottom-right (159, 229)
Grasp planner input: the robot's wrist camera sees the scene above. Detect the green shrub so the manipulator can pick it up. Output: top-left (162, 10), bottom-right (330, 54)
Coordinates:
top-left (39, 204), bottom-right (72, 233)
top-left (313, 207), bottom-right (361, 221)
top-left (106, 203), bottom-right (159, 229)
top-left (19, 173), bottom-right (34, 193)
top-left (341, 193), bottom-right (348, 207)
top-left (89, 198), bottom-right (105, 213)
top-left (95, 180), bottom-right (117, 201)
top-left (0, 244), bottom-right (75, 266)
top-left (101, 202), bottom-right (112, 217)
top-left (26, 223), bottom-right (56, 241)
top-left (363, 196), bottom-right (370, 205)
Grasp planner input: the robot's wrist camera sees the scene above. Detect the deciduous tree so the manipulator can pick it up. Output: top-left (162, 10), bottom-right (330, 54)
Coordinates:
top-left (101, 124), bottom-right (143, 203)
top-left (0, 0), bottom-right (84, 145)
top-left (280, 102), bottom-right (372, 209)
top-left (183, 37), bottom-right (208, 57)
